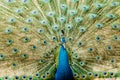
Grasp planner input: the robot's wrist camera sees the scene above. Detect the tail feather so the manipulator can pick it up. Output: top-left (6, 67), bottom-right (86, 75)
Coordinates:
top-left (0, 0), bottom-right (120, 80)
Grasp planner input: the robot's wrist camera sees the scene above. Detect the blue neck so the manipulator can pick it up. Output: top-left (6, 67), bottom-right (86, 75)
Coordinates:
top-left (55, 46), bottom-right (74, 80)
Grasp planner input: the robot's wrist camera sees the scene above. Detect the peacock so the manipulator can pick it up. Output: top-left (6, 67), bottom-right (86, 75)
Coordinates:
top-left (0, 0), bottom-right (120, 80)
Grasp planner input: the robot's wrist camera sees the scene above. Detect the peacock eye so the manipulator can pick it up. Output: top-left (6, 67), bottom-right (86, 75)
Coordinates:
top-left (37, 29), bottom-right (44, 34)
top-left (13, 63), bottom-right (17, 67)
top-left (95, 36), bottom-right (101, 41)
top-left (89, 48), bottom-right (93, 53)
top-left (75, 17), bottom-right (83, 23)
top-left (68, 26), bottom-right (70, 29)
top-left (95, 23), bottom-right (103, 29)
top-left (29, 76), bottom-right (32, 80)
top-left (7, 0), bottom-right (12, 2)
top-left (75, 55), bottom-right (79, 59)
top-left (68, 37), bottom-right (73, 42)
top-left (66, 24), bottom-right (72, 30)
top-left (8, 18), bottom-right (16, 23)
top-left (88, 72), bottom-right (93, 76)
top-left (52, 24), bottom-right (59, 31)
top-left (71, 51), bottom-right (74, 54)
top-left (112, 24), bottom-right (119, 29)
top-left (111, 2), bottom-right (119, 7)
top-left (49, 12), bottom-right (53, 15)
top-left (95, 3), bottom-right (104, 9)
top-left (94, 73), bottom-right (99, 77)
top-left (32, 45), bottom-right (37, 49)
top-left (45, 71), bottom-right (50, 76)
top-left (41, 75), bottom-right (46, 79)
top-left (97, 4), bottom-right (101, 7)
top-left (79, 61), bottom-right (82, 65)
top-left (24, 37), bottom-right (30, 43)
top-left (73, 73), bottom-right (78, 77)
top-left (21, 0), bottom-right (29, 3)
top-left (107, 14), bottom-right (116, 19)
top-left (24, 28), bottom-right (27, 30)
top-left (35, 73), bottom-right (40, 77)
top-left (4, 76), bottom-right (9, 80)
top-left (1, 55), bottom-right (3, 58)
top-left (24, 0), bottom-right (28, 2)
top-left (15, 76), bottom-right (19, 80)
top-left (103, 71), bottom-right (107, 76)
top-left (78, 42), bottom-right (82, 46)
top-left (79, 27), bottom-right (86, 33)
top-left (110, 59), bottom-right (115, 63)
top-left (7, 39), bottom-right (13, 45)
top-left (80, 5), bottom-right (90, 12)
top-left (22, 27), bottom-right (28, 32)
top-left (39, 59), bottom-right (45, 64)
top-left (40, 20), bottom-right (48, 25)
top-left (6, 0), bottom-right (14, 3)
top-left (53, 37), bottom-right (55, 39)
top-left (40, 60), bottom-right (43, 62)
top-left (81, 75), bottom-right (86, 79)
top-left (43, 40), bottom-right (47, 45)
top-left (13, 48), bottom-right (18, 54)
top-left (5, 28), bottom-right (12, 34)
top-left (46, 72), bottom-right (49, 75)
top-left (7, 29), bottom-right (11, 32)
top-left (110, 72), bottom-right (114, 76)
top-left (47, 11), bottom-right (54, 17)
top-left (22, 53), bottom-right (28, 58)
top-left (69, 10), bottom-right (77, 16)
top-left (25, 38), bottom-right (28, 41)
top-left (60, 4), bottom-right (67, 10)
top-left (58, 16), bottom-right (66, 23)
top-left (52, 36), bottom-right (56, 41)
top-left (44, 53), bottom-right (49, 58)
top-left (26, 18), bottom-right (33, 23)
top-left (0, 54), bottom-right (5, 60)
top-left (79, 61), bottom-right (84, 66)
top-left (17, 9), bottom-right (21, 13)
top-left (39, 30), bottom-right (42, 32)
top-left (51, 50), bottom-right (53, 53)
top-left (69, 38), bottom-right (72, 40)
top-left (96, 56), bottom-right (101, 60)
top-left (107, 45), bottom-right (111, 50)
top-left (22, 75), bottom-right (26, 79)
top-left (15, 8), bottom-right (22, 14)
top-left (31, 10), bottom-right (38, 15)
top-left (113, 35), bottom-right (119, 41)
top-left (0, 54), bottom-right (3, 57)
top-left (33, 11), bottom-right (36, 14)
top-left (88, 14), bottom-right (97, 19)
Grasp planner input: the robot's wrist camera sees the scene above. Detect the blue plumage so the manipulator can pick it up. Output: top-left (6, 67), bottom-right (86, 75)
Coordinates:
top-left (55, 45), bottom-right (74, 80)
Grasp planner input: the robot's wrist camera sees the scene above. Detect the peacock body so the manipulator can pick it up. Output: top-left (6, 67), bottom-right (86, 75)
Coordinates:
top-left (0, 0), bottom-right (120, 80)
